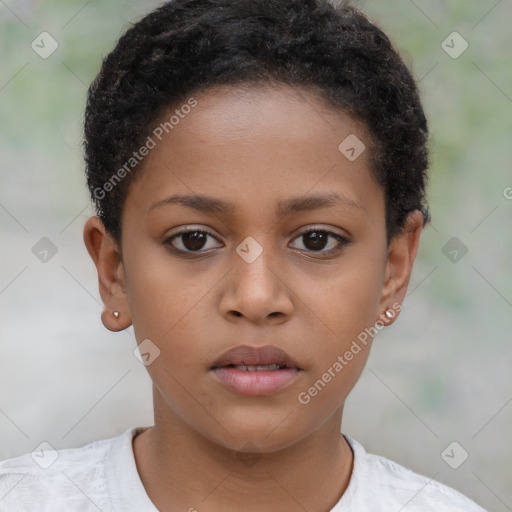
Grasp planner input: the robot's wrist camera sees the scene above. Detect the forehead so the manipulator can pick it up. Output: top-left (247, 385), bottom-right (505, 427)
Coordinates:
top-left (123, 83), bottom-right (383, 222)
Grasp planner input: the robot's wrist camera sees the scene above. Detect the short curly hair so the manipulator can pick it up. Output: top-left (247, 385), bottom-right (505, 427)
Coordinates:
top-left (84, 0), bottom-right (430, 247)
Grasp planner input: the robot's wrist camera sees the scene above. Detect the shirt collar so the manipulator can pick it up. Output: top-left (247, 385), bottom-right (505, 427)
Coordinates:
top-left (104, 425), bottom-right (159, 511)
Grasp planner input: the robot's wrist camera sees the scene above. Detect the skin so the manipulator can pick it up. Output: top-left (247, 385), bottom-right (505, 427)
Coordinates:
top-left (83, 84), bottom-right (423, 512)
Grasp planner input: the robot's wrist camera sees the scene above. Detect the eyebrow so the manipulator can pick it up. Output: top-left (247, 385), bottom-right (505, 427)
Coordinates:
top-left (148, 192), bottom-right (364, 216)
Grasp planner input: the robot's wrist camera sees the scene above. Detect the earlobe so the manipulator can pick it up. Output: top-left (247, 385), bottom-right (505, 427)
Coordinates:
top-left (83, 216), bottom-right (132, 331)
top-left (100, 308), bottom-right (129, 332)
top-left (378, 210), bottom-right (424, 325)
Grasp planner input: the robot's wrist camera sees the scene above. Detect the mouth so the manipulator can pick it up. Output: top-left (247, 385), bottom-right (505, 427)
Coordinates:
top-left (210, 345), bottom-right (303, 396)
top-left (210, 344), bottom-right (302, 370)
top-left (220, 363), bottom-right (289, 371)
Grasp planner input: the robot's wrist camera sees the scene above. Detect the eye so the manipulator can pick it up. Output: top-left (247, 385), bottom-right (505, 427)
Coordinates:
top-left (290, 227), bottom-right (350, 255)
top-left (164, 225), bottom-right (350, 257)
top-left (164, 227), bottom-right (222, 254)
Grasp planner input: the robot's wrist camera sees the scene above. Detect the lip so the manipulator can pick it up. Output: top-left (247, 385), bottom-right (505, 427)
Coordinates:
top-left (210, 344), bottom-right (302, 369)
top-left (210, 344), bottom-right (303, 396)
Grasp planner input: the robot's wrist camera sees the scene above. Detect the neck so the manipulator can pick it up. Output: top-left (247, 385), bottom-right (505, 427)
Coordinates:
top-left (133, 394), bottom-right (353, 512)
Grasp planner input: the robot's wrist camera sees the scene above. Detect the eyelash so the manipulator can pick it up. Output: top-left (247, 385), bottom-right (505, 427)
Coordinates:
top-left (164, 226), bottom-right (350, 257)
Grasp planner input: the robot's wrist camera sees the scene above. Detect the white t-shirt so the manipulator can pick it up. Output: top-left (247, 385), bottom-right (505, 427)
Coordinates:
top-left (0, 426), bottom-right (486, 511)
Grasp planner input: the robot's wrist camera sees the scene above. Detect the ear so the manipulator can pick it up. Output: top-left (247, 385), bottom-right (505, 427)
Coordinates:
top-left (378, 210), bottom-right (424, 325)
top-left (83, 216), bottom-right (131, 332)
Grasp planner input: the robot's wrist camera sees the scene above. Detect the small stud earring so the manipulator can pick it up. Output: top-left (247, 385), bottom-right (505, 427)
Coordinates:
top-left (385, 309), bottom-right (394, 319)
top-left (113, 311), bottom-right (120, 319)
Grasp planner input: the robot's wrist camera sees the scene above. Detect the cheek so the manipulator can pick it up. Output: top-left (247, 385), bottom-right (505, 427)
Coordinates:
top-left (298, 251), bottom-right (385, 393)
top-left (312, 256), bottom-right (385, 337)
top-left (124, 245), bottom-right (209, 341)
top-left (296, 290), bottom-right (376, 421)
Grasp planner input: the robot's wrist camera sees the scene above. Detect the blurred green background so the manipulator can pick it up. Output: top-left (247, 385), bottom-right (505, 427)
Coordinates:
top-left (1, 1), bottom-right (511, 510)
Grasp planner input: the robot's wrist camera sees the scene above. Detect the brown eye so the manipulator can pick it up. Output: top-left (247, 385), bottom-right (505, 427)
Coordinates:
top-left (290, 228), bottom-right (350, 254)
top-left (180, 231), bottom-right (208, 251)
top-left (165, 229), bottom-right (221, 253)
top-left (302, 231), bottom-right (329, 251)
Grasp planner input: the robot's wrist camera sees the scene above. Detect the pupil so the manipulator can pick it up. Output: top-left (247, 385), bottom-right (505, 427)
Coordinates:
top-left (183, 231), bottom-right (206, 250)
top-left (304, 231), bottom-right (327, 251)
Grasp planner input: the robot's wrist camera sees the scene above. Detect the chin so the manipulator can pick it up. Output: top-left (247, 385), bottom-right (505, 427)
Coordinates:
top-left (200, 412), bottom-right (308, 453)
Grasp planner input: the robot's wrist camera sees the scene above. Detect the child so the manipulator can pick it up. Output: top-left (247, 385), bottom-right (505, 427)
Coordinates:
top-left (0, 0), bottom-right (487, 510)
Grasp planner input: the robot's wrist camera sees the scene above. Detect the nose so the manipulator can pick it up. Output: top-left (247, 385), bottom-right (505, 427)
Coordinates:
top-left (218, 241), bottom-right (294, 325)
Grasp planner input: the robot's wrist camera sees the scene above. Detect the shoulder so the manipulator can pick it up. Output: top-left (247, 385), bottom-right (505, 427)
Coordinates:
top-left (336, 436), bottom-right (487, 512)
top-left (0, 428), bottom-right (135, 512)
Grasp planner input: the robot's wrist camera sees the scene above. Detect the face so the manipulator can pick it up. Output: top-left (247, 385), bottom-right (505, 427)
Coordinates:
top-left (84, 84), bottom-right (422, 453)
